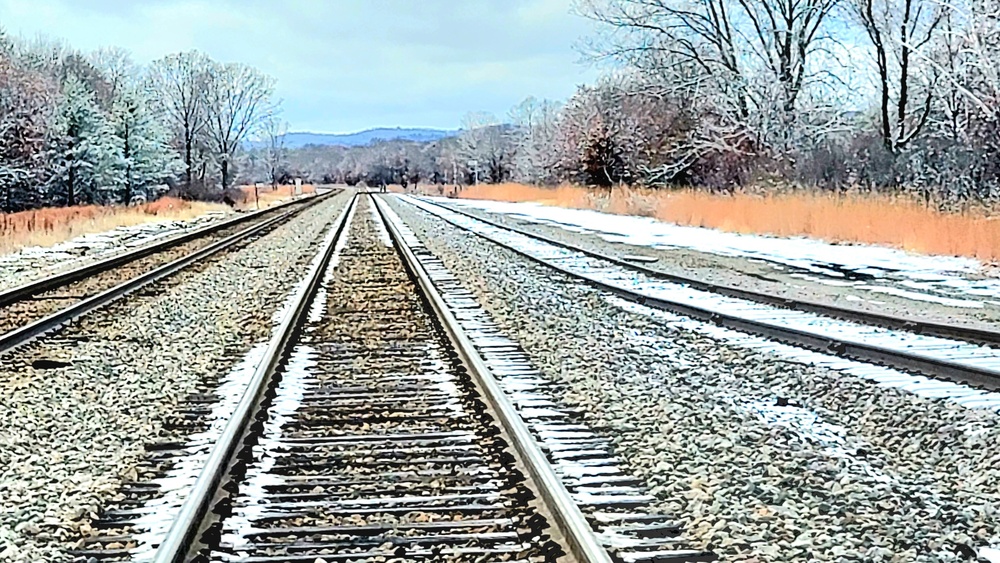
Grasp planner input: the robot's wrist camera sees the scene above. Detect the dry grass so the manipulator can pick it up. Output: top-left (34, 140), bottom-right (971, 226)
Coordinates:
top-left (238, 184), bottom-right (316, 209)
top-left (0, 198), bottom-right (228, 255)
top-left (443, 183), bottom-right (1000, 262)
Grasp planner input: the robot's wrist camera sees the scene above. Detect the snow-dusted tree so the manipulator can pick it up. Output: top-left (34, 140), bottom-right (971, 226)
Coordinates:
top-left (509, 97), bottom-right (563, 184)
top-left (457, 112), bottom-right (512, 183)
top-left (914, 0), bottom-right (1000, 199)
top-left (48, 76), bottom-right (123, 205)
top-left (147, 51), bottom-right (212, 188)
top-left (943, 0), bottom-right (1000, 120)
top-left (89, 46), bottom-right (137, 103)
top-left (262, 114), bottom-right (287, 188)
top-left (576, 0), bottom-right (840, 151)
top-left (203, 62), bottom-right (275, 189)
top-left (58, 52), bottom-right (114, 110)
top-left (109, 85), bottom-right (184, 203)
top-left (0, 39), bottom-right (56, 211)
top-left (852, 0), bottom-right (944, 152)
top-left (555, 82), bottom-right (634, 186)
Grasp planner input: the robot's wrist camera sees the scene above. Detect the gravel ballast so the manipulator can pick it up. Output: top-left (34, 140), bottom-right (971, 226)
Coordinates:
top-left (0, 190), bottom-right (351, 562)
top-left (387, 195), bottom-right (1000, 563)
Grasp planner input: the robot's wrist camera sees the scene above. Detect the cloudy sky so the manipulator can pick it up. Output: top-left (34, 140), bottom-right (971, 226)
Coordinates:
top-left (0, 0), bottom-right (599, 133)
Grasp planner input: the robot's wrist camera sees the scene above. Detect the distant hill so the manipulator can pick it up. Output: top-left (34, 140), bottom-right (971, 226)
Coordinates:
top-left (281, 128), bottom-right (457, 148)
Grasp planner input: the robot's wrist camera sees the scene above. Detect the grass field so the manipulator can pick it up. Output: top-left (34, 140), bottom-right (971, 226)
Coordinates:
top-left (0, 185), bottom-right (317, 256)
top-left (0, 198), bottom-right (229, 255)
top-left (446, 183), bottom-right (1000, 262)
top-left (238, 184), bottom-right (316, 209)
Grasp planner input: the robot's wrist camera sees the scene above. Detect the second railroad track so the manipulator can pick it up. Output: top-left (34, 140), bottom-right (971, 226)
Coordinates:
top-left (397, 194), bottom-right (1000, 397)
top-left (0, 191), bottom-right (336, 355)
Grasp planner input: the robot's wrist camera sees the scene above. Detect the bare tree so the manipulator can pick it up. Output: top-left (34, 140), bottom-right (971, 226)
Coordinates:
top-left (89, 46), bottom-right (136, 102)
top-left (147, 51), bottom-right (211, 188)
top-left (457, 112), bottom-right (512, 183)
top-left (0, 45), bottom-right (55, 211)
top-left (943, 0), bottom-right (1000, 119)
top-left (203, 62), bottom-right (275, 189)
top-left (509, 97), bottom-right (563, 184)
top-left (576, 0), bottom-right (840, 149)
top-left (853, 0), bottom-right (944, 152)
top-left (262, 114), bottom-right (287, 189)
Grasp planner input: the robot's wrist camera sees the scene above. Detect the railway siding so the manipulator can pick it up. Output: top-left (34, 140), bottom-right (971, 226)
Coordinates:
top-left (0, 196), bottom-right (328, 353)
top-left (401, 195), bottom-right (1000, 400)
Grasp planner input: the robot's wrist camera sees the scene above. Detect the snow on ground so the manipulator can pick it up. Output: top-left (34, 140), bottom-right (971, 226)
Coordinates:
top-left (0, 212), bottom-right (227, 292)
top-left (437, 197), bottom-right (1000, 307)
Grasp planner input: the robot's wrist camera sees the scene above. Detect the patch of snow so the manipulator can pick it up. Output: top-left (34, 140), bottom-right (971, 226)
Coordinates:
top-left (981, 547), bottom-right (1000, 563)
top-left (608, 295), bottom-right (1000, 412)
top-left (859, 284), bottom-right (984, 308)
top-left (436, 197), bottom-right (1000, 305)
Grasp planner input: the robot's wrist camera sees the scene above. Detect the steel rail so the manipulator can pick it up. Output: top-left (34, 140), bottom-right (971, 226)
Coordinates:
top-left (372, 193), bottom-right (615, 563)
top-left (0, 191), bottom-right (332, 311)
top-left (414, 196), bottom-right (1000, 347)
top-left (399, 195), bottom-right (1000, 390)
top-left (151, 193), bottom-right (357, 563)
top-left (0, 192), bottom-right (333, 356)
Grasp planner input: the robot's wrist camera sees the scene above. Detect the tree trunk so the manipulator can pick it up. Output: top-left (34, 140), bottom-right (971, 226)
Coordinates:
top-left (896, 0), bottom-right (914, 146)
top-left (124, 164), bottom-right (133, 204)
top-left (185, 141), bottom-right (193, 187)
top-left (67, 165), bottom-right (76, 207)
top-left (221, 157), bottom-right (230, 190)
top-left (123, 130), bottom-right (132, 204)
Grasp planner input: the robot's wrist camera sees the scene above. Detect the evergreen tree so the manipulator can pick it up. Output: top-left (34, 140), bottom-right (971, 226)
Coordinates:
top-left (110, 85), bottom-right (183, 203)
top-left (48, 75), bottom-right (124, 205)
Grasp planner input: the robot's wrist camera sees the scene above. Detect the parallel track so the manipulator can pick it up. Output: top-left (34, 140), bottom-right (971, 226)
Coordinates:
top-left (73, 193), bottom-right (669, 563)
top-left (397, 195), bottom-right (1000, 394)
top-left (412, 196), bottom-right (1000, 345)
top-left (0, 192), bottom-right (334, 355)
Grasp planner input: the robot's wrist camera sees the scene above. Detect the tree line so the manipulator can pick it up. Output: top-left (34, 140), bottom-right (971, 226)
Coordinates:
top-left (286, 0), bottom-right (1000, 205)
top-left (0, 29), bottom-right (278, 212)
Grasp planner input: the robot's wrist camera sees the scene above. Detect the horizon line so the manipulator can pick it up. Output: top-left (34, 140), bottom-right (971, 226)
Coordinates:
top-left (285, 126), bottom-right (460, 136)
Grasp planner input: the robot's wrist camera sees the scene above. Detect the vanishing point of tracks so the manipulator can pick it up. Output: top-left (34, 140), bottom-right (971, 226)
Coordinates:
top-left (67, 193), bottom-right (714, 563)
top-left (31, 189), bottom-right (1000, 562)
top-left (0, 192), bottom-right (334, 356)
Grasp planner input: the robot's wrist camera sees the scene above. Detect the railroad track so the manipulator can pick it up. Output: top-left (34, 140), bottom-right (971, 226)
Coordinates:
top-left (410, 197), bottom-right (1000, 346)
top-left (0, 191), bottom-right (335, 355)
top-left (394, 195), bottom-right (1000, 398)
top-left (69, 193), bottom-right (714, 563)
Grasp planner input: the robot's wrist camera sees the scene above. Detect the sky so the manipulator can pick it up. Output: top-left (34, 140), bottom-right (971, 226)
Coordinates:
top-left (0, 0), bottom-right (599, 133)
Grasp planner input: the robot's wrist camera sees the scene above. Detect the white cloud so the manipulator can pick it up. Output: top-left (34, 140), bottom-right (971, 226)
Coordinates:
top-left (0, 0), bottom-right (597, 132)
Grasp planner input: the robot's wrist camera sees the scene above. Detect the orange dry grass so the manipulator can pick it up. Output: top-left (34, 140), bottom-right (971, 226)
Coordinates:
top-left (238, 184), bottom-right (316, 209)
top-left (0, 197), bottom-right (228, 255)
top-left (448, 183), bottom-right (1000, 262)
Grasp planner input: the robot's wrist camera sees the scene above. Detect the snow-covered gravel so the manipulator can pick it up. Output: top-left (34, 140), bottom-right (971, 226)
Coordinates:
top-left (436, 198), bottom-right (1000, 331)
top-left (388, 196), bottom-right (1000, 563)
top-left (0, 211), bottom-right (230, 293)
top-left (0, 191), bottom-right (351, 562)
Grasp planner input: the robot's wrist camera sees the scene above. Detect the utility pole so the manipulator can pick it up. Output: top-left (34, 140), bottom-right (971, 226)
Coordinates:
top-left (468, 160), bottom-right (479, 185)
